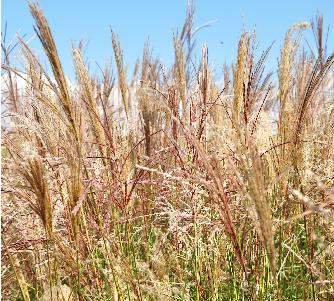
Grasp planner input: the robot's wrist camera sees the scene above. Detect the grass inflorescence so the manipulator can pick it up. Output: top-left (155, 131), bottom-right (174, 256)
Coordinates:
top-left (1, 2), bottom-right (334, 300)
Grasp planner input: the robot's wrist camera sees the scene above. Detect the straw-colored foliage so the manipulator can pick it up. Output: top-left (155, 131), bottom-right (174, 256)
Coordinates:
top-left (2, 2), bottom-right (334, 300)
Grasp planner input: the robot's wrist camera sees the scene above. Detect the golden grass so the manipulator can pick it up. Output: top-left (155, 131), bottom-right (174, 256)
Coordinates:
top-left (2, 2), bottom-right (334, 300)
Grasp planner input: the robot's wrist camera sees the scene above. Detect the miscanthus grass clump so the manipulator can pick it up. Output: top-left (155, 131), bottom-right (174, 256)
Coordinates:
top-left (2, 2), bottom-right (334, 300)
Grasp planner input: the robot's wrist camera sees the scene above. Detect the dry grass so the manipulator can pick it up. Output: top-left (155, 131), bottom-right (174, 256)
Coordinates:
top-left (2, 2), bottom-right (334, 300)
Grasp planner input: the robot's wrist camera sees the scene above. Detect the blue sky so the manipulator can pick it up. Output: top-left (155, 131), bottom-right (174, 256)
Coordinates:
top-left (2, 0), bottom-right (334, 81)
